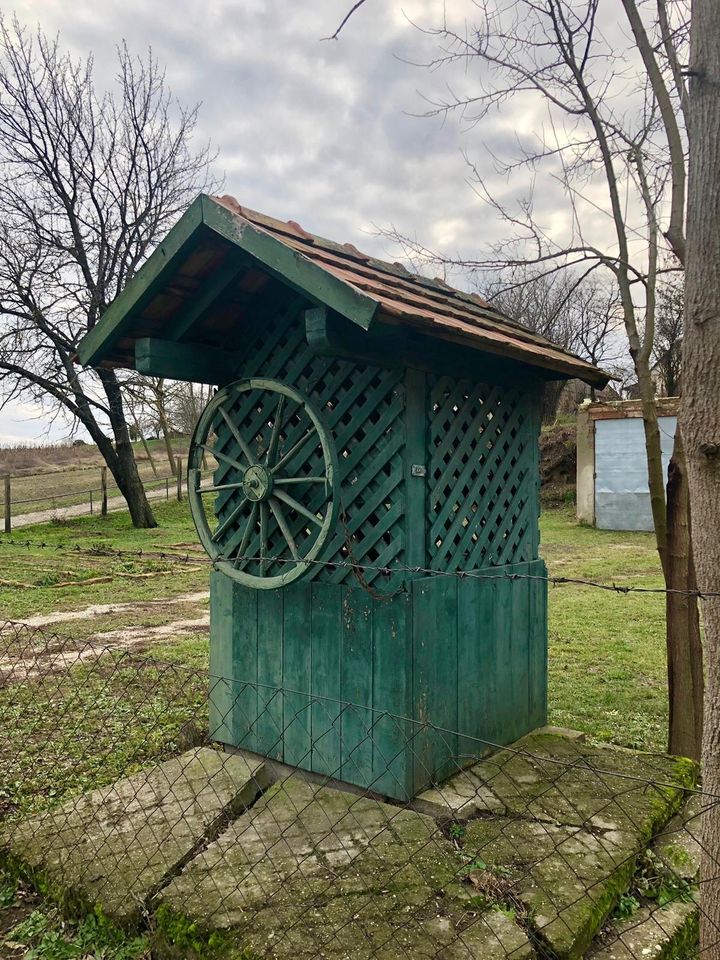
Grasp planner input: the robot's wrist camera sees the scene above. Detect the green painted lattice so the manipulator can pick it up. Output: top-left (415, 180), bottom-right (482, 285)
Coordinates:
top-left (211, 304), bottom-right (407, 586)
top-left (427, 375), bottom-right (539, 572)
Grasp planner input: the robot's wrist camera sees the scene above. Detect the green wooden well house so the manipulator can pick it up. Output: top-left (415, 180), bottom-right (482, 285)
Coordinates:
top-left (78, 194), bottom-right (607, 801)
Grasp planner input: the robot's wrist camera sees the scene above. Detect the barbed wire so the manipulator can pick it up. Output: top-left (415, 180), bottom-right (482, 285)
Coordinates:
top-left (0, 534), bottom-right (718, 598)
top-left (215, 551), bottom-right (720, 600)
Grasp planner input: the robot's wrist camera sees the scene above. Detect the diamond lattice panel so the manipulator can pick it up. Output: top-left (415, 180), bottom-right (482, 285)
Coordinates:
top-left (211, 305), bottom-right (407, 587)
top-left (427, 375), bottom-right (537, 572)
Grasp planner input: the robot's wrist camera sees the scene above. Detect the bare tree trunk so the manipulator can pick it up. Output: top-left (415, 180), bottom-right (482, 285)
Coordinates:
top-left (154, 380), bottom-right (177, 476)
top-left (100, 370), bottom-right (157, 528)
top-left (682, 1), bottom-right (720, 952)
top-left (665, 432), bottom-right (704, 760)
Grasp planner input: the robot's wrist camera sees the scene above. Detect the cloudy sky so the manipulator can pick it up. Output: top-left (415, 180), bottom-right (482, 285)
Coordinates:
top-left (1, 0), bottom-right (642, 444)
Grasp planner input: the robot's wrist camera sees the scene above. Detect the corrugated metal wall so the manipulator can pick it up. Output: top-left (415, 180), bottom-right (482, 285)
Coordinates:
top-left (595, 416), bottom-right (677, 531)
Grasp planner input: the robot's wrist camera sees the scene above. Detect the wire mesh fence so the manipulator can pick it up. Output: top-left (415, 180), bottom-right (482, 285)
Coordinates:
top-left (0, 619), bottom-right (713, 959)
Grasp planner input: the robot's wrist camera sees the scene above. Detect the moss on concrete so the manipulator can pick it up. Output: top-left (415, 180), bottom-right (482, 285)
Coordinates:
top-left (0, 748), bottom-right (268, 927)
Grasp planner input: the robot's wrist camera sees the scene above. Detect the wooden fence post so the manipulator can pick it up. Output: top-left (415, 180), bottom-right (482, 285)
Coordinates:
top-left (176, 457), bottom-right (183, 501)
top-left (3, 476), bottom-right (10, 534)
top-left (101, 467), bottom-right (108, 516)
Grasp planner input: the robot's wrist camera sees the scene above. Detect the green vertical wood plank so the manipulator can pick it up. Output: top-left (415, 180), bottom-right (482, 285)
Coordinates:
top-left (311, 582), bottom-right (343, 778)
top-left (510, 566), bottom-right (531, 742)
top-left (341, 588), bottom-right (374, 787)
top-left (457, 576), bottom-right (495, 765)
top-left (256, 589), bottom-right (284, 760)
top-left (208, 570), bottom-right (234, 744)
top-left (404, 366), bottom-right (427, 571)
top-left (230, 581), bottom-right (259, 750)
top-left (492, 571), bottom-right (515, 747)
top-left (528, 558), bottom-right (549, 728)
top-left (411, 576), bottom-right (458, 793)
top-left (283, 582), bottom-right (313, 768)
top-left (372, 592), bottom-right (412, 799)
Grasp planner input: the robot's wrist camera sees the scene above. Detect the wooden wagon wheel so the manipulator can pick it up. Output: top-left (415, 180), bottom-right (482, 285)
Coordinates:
top-left (188, 378), bottom-right (339, 588)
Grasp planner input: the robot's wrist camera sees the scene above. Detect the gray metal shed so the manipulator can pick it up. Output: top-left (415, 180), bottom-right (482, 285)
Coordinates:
top-left (576, 398), bottom-right (678, 531)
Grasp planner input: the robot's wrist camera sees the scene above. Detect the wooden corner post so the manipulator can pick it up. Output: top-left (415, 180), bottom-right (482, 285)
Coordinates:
top-left (100, 467), bottom-right (108, 516)
top-left (3, 476), bottom-right (10, 534)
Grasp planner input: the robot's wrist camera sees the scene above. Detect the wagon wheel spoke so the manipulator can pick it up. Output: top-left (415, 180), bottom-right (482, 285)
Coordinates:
top-left (218, 406), bottom-right (257, 467)
top-left (199, 481), bottom-right (246, 494)
top-left (274, 476), bottom-right (328, 486)
top-left (273, 488), bottom-right (323, 527)
top-left (272, 428), bottom-right (317, 475)
top-left (265, 396), bottom-right (286, 468)
top-left (212, 496), bottom-right (250, 543)
top-left (233, 502), bottom-right (259, 569)
top-left (269, 497), bottom-right (299, 561)
top-left (198, 443), bottom-right (247, 475)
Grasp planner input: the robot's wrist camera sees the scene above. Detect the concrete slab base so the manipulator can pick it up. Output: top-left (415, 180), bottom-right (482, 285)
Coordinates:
top-left (0, 733), bottom-right (700, 959)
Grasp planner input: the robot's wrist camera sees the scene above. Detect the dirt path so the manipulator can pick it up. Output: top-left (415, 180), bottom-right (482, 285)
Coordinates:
top-left (0, 612), bottom-right (210, 682)
top-left (9, 484), bottom-right (175, 529)
top-left (19, 591), bottom-right (210, 628)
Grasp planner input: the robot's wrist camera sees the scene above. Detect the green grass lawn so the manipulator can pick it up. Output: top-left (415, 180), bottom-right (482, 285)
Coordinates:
top-left (541, 507), bottom-right (668, 753)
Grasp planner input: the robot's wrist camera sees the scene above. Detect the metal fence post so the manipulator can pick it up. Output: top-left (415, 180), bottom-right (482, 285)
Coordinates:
top-left (89, 489), bottom-right (93, 514)
top-left (3, 476), bottom-right (10, 534)
top-left (176, 457), bottom-right (183, 501)
top-left (101, 467), bottom-right (108, 516)
top-left (166, 478), bottom-right (170, 500)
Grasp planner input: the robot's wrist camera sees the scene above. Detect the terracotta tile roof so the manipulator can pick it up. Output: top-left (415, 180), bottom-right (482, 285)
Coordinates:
top-left (212, 195), bottom-right (608, 387)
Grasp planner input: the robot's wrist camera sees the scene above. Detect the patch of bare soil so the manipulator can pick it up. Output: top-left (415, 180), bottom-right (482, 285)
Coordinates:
top-left (0, 882), bottom-right (41, 959)
top-left (0, 614), bottom-right (209, 684)
top-left (19, 591), bottom-right (209, 629)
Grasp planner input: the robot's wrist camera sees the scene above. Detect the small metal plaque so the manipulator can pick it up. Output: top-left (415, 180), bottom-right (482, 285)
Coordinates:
top-left (411, 464), bottom-right (427, 478)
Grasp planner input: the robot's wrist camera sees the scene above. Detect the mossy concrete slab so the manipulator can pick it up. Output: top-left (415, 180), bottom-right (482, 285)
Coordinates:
top-left (418, 732), bottom-right (695, 838)
top-left (462, 816), bottom-right (641, 959)
top-left (1, 748), bottom-right (268, 925)
top-left (157, 778), bottom-right (534, 959)
top-left (653, 794), bottom-right (703, 881)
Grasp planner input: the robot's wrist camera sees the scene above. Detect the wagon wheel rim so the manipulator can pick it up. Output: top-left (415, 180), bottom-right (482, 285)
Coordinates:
top-left (188, 378), bottom-right (338, 588)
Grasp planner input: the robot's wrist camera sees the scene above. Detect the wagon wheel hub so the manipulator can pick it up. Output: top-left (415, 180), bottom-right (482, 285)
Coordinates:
top-left (243, 464), bottom-right (273, 502)
top-left (187, 378), bottom-right (339, 589)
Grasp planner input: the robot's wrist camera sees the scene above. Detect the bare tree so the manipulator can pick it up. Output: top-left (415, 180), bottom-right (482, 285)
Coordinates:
top-left (681, 0), bottom-right (720, 952)
top-left (123, 375), bottom-right (179, 475)
top-left (0, 20), bottom-right (217, 527)
top-left (490, 270), bottom-right (624, 414)
top-left (373, 0), bottom-right (703, 759)
top-left (169, 381), bottom-right (212, 438)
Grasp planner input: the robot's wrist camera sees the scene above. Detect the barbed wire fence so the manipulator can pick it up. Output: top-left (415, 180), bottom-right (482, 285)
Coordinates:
top-left (0, 603), bottom-right (715, 960)
top-left (0, 535), bottom-right (719, 599)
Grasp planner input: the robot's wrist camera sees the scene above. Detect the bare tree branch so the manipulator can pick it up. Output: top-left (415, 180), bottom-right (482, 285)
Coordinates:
top-left (323, 0), bottom-right (371, 41)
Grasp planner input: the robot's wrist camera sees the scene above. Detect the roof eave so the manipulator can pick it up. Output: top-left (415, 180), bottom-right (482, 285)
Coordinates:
top-left (77, 194), bottom-right (380, 368)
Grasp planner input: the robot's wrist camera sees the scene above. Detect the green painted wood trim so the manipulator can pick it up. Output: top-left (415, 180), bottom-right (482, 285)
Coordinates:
top-left (404, 367), bottom-right (427, 571)
top-left (134, 337), bottom-right (241, 384)
top-left (77, 196), bottom-right (205, 366)
top-left (305, 306), bottom-right (551, 390)
top-left (201, 196), bottom-right (379, 329)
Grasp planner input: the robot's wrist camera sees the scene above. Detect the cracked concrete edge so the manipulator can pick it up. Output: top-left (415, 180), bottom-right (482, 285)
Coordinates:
top-left (588, 897), bottom-right (699, 960)
top-left (0, 749), bottom-right (272, 931)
